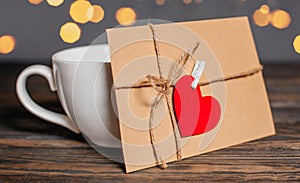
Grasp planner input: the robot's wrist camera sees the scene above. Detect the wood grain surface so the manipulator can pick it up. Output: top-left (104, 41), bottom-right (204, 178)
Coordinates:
top-left (0, 63), bottom-right (299, 182)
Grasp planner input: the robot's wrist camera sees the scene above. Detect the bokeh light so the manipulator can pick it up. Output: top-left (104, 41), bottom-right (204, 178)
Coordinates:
top-left (260, 4), bottom-right (270, 14)
top-left (70, 0), bottom-right (92, 24)
top-left (46, 0), bottom-right (64, 7)
top-left (115, 7), bottom-right (137, 26)
top-left (253, 9), bottom-right (270, 27)
top-left (0, 35), bottom-right (16, 55)
top-left (293, 35), bottom-right (300, 54)
top-left (183, 0), bottom-right (193, 4)
top-left (156, 0), bottom-right (165, 6)
top-left (59, 22), bottom-right (81, 44)
top-left (270, 9), bottom-right (291, 29)
top-left (28, 0), bottom-right (43, 5)
top-left (88, 5), bottom-right (105, 23)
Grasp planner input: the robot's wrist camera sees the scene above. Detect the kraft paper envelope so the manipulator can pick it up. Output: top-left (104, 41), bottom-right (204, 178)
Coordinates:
top-left (106, 17), bottom-right (275, 173)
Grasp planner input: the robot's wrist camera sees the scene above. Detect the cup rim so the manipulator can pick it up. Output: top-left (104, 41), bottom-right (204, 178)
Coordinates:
top-left (52, 44), bottom-right (110, 64)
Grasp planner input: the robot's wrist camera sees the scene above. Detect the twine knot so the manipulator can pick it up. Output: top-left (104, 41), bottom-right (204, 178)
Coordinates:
top-left (146, 75), bottom-right (171, 95)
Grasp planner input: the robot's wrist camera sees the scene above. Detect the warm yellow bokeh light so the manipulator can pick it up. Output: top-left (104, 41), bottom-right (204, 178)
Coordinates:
top-left (70, 0), bottom-right (93, 24)
top-left (46, 0), bottom-right (64, 7)
top-left (88, 5), bottom-right (105, 23)
top-left (253, 9), bottom-right (270, 27)
top-left (156, 0), bottom-right (165, 6)
top-left (59, 22), bottom-right (81, 44)
top-left (270, 9), bottom-right (291, 29)
top-left (115, 7), bottom-right (137, 26)
top-left (28, 0), bottom-right (43, 5)
top-left (183, 0), bottom-right (193, 4)
top-left (260, 4), bottom-right (270, 14)
top-left (0, 35), bottom-right (16, 55)
top-left (293, 35), bottom-right (300, 54)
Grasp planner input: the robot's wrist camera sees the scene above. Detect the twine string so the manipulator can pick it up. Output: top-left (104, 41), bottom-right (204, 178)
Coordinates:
top-left (149, 24), bottom-right (163, 78)
top-left (147, 24), bottom-right (203, 169)
top-left (169, 42), bottom-right (200, 86)
top-left (198, 65), bottom-right (263, 86)
top-left (113, 64), bottom-right (263, 90)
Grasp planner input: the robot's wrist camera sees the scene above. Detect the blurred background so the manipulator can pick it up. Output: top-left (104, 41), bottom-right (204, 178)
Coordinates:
top-left (0, 0), bottom-right (299, 63)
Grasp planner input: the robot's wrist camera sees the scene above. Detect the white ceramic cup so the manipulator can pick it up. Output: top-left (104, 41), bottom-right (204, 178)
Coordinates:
top-left (16, 44), bottom-right (121, 148)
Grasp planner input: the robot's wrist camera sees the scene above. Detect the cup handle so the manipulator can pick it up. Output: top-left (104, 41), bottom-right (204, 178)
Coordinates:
top-left (16, 65), bottom-right (80, 133)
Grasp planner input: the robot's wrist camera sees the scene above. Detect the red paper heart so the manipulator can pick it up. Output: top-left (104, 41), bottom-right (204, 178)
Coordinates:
top-left (173, 75), bottom-right (221, 137)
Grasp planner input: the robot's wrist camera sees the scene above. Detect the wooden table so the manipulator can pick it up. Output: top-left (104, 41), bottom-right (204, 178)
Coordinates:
top-left (0, 63), bottom-right (299, 182)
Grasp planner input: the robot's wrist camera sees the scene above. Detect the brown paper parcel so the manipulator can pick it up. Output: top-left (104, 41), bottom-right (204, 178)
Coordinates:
top-left (106, 17), bottom-right (275, 173)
